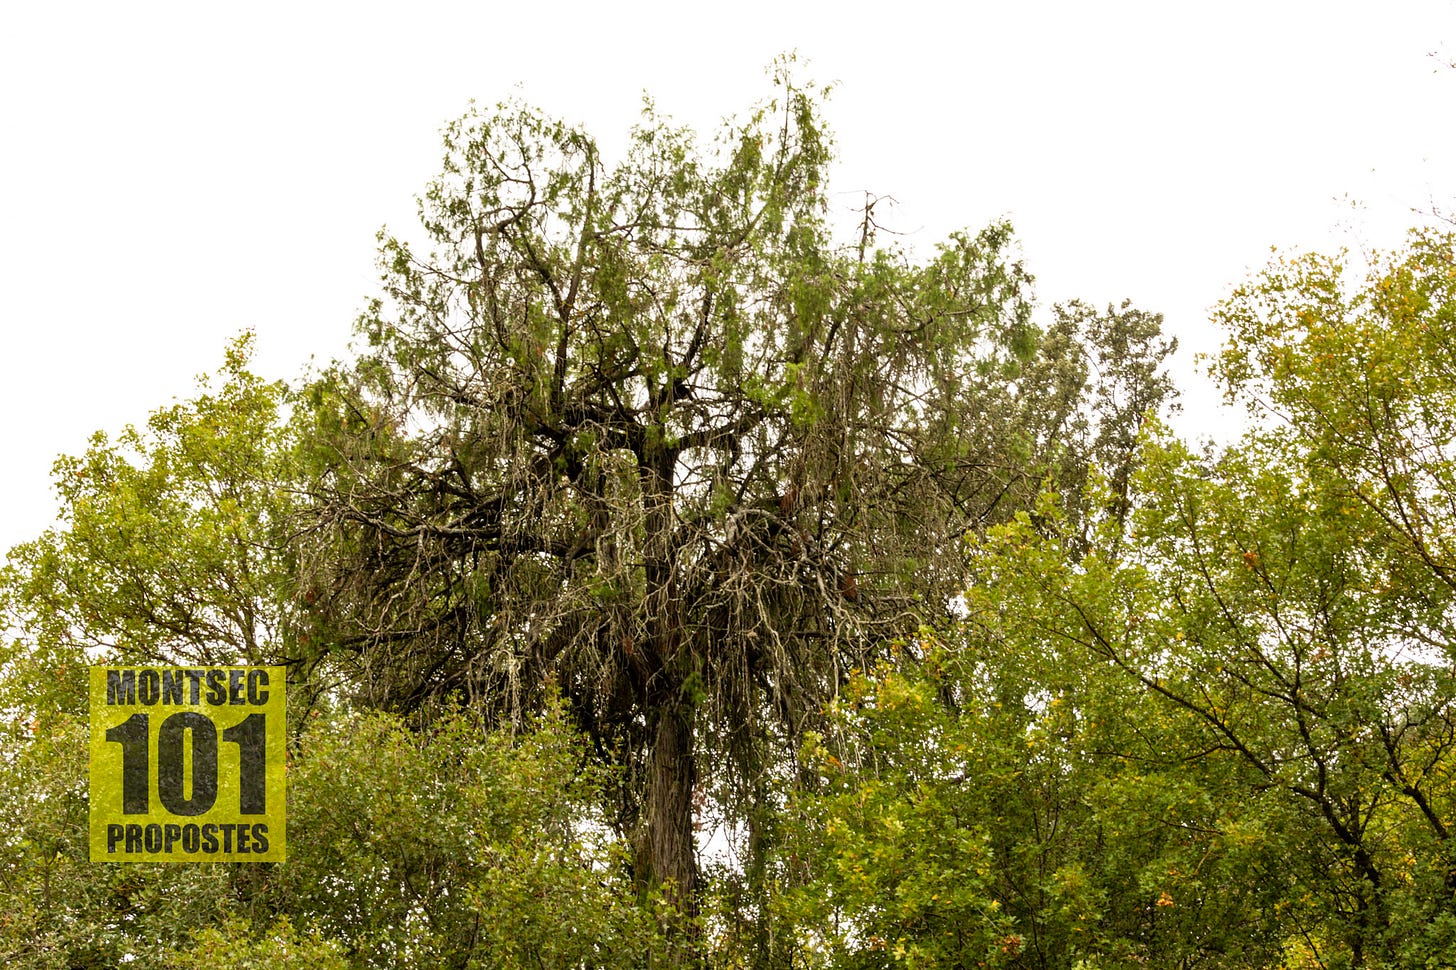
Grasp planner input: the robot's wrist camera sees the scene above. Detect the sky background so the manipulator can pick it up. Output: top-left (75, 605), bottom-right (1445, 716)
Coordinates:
top-left (3, 1), bottom-right (1455, 554)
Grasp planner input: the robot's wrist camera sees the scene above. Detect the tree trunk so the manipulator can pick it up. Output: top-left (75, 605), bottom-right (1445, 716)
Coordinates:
top-left (639, 694), bottom-right (698, 910)
top-left (635, 433), bottom-right (698, 911)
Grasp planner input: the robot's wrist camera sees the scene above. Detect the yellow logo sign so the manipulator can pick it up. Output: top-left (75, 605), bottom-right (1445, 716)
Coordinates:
top-left (89, 666), bottom-right (286, 862)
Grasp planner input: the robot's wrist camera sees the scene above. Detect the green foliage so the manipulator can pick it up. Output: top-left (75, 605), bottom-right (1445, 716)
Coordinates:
top-left (1, 332), bottom-right (300, 669)
top-left (11, 69), bottom-right (1362, 970)
top-left (0, 639), bottom-right (663, 968)
top-left (1212, 229), bottom-right (1456, 635)
top-left (0, 663), bottom-right (245, 968)
top-left (276, 702), bottom-right (666, 968)
top-left (301, 62), bottom-right (1173, 919)
top-left (169, 918), bottom-right (348, 970)
top-left (0, 339), bottom-right (299, 966)
top-left (928, 241), bottom-right (1456, 968)
top-left (771, 231), bottom-right (1456, 968)
top-left (1197, 231), bottom-right (1456, 966)
top-left (778, 627), bottom-right (1285, 969)
top-left (782, 659), bottom-right (1015, 969)
top-left (959, 457), bottom-right (1454, 966)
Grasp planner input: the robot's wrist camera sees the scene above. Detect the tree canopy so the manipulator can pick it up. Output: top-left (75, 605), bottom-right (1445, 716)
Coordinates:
top-left (5, 72), bottom-right (1452, 970)
top-left (296, 68), bottom-right (1173, 910)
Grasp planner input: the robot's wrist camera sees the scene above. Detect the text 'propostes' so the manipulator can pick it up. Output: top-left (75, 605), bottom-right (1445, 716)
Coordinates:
top-left (104, 822), bottom-right (272, 856)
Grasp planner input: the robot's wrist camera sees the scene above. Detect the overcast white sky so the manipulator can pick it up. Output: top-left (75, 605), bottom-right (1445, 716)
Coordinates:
top-left (3, 1), bottom-right (1454, 554)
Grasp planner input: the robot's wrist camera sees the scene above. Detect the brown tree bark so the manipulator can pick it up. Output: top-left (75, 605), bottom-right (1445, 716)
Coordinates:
top-left (634, 432), bottom-right (699, 908)
top-left (638, 695), bottom-right (698, 909)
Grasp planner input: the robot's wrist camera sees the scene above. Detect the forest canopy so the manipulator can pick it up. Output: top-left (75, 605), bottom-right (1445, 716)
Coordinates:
top-left (1, 71), bottom-right (1452, 970)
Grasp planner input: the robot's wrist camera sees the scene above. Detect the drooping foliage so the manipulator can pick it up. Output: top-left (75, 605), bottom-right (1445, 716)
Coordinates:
top-left (296, 67), bottom-right (1173, 905)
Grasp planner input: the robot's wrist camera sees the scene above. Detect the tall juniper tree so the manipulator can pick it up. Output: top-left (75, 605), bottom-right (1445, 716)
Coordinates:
top-left (298, 69), bottom-right (1174, 914)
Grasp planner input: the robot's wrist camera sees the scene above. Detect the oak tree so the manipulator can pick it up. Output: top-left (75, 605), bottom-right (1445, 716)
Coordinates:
top-left (2, 334), bottom-right (300, 670)
top-left (928, 231), bottom-right (1456, 967)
